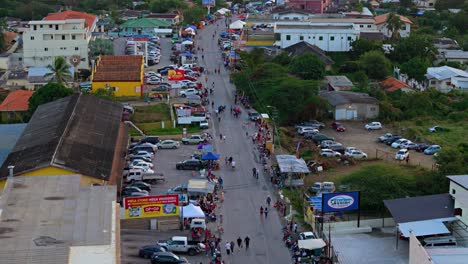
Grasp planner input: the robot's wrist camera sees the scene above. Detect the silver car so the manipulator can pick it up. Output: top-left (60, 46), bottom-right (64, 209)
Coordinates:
top-left (157, 140), bottom-right (180, 149)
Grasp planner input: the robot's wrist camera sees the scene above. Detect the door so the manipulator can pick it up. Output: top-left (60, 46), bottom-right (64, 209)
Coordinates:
top-left (346, 110), bottom-right (357, 120)
top-left (335, 109), bottom-right (346, 120)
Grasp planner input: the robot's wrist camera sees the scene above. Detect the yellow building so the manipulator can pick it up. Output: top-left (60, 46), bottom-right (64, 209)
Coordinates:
top-left (0, 93), bottom-right (128, 189)
top-left (91, 55), bottom-right (144, 97)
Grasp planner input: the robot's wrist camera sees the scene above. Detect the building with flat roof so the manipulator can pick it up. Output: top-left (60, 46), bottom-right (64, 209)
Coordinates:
top-left (91, 55), bottom-right (144, 97)
top-left (0, 175), bottom-right (119, 264)
top-left (319, 91), bottom-right (379, 120)
top-left (23, 10), bottom-right (97, 70)
top-left (0, 93), bottom-right (127, 189)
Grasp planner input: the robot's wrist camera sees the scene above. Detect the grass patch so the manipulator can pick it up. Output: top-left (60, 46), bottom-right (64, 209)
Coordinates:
top-left (336, 162), bottom-right (447, 211)
top-left (282, 188), bottom-right (304, 215)
top-left (393, 118), bottom-right (467, 147)
top-left (132, 104), bottom-right (171, 123)
top-left (130, 125), bottom-right (201, 136)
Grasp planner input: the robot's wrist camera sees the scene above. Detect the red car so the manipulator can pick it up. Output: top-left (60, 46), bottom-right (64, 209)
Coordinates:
top-left (332, 122), bottom-right (346, 132)
top-left (184, 76), bottom-right (197, 82)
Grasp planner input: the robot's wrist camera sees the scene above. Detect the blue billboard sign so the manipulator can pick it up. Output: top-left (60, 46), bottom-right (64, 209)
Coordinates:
top-left (322, 192), bottom-right (359, 213)
top-left (202, 0), bottom-right (216, 7)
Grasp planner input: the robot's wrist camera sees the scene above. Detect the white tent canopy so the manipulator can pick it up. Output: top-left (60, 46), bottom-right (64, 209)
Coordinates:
top-left (399, 217), bottom-right (457, 237)
top-left (216, 8), bottom-right (230, 15)
top-left (181, 204), bottom-right (205, 219)
top-left (182, 40), bottom-right (193, 45)
top-left (298, 239), bottom-right (326, 250)
top-left (276, 155), bottom-right (310, 174)
top-left (229, 20), bottom-right (246, 29)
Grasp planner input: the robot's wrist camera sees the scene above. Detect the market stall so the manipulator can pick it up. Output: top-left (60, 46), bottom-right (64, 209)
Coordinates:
top-left (275, 155), bottom-right (310, 187)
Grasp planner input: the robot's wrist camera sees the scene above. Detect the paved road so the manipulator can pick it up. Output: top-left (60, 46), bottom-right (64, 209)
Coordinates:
top-left (197, 22), bottom-right (292, 264)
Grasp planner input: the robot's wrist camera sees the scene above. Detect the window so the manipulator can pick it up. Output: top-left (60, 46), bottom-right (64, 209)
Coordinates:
top-left (430, 80), bottom-right (436, 84)
top-left (75, 47), bottom-right (79, 51)
top-left (286, 35), bottom-right (291, 40)
top-left (370, 107), bottom-right (376, 111)
top-left (299, 36), bottom-right (304, 41)
top-left (62, 35), bottom-right (65, 40)
top-left (33, 25), bottom-right (37, 30)
top-left (49, 25), bottom-right (52, 28)
top-left (330, 36), bottom-right (335, 41)
top-left (347, 36), bottom-right (352, 41)
top-left (72, 35), bottom-right (76, 40)
top-left (44, 48), bottom-right (48, 51)
top-left (360, 25), bottom-right (364, 28)
top-left (55, 25), bottom-right (59, 30)
top-left (452, 189), bottom-right (456, 195)
top-left (367, 25), bottom-right (371, 28)
top-left (319, 36), bottom-right (323, 41)
top-left (30, 36), bottom-right (35, 40)
top-left (40, 25), bottom-right (43, 28)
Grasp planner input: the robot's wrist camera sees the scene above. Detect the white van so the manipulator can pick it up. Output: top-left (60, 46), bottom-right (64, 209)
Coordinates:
top-left (423, 236), bottom-right (457, 247)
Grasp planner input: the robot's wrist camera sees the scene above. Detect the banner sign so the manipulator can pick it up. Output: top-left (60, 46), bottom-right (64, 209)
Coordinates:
top-left (168, 69), bottom-right (185, 81)
top-left (322, 192), bottom-right (359, 213)
top-left (202, 0), bottom-right (216, 7)
top-left (124, 194), bottom-right (179, 219)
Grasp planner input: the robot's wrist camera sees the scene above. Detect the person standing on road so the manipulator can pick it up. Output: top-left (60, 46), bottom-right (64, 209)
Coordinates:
top-left (230, 241), bottom-right (235, 254)
top-left (294, 222), bottom-right (298, 233)
top-left (266, 196), bottom-right (272, 207)
top-left (237, 237), bottom-right (243, 248)
top-left (260, 206), bottom-right (264, 217)
top-left (264, 206), bottom-right (269, 218)
top-left (252, 168), bottom-right (256, 177)
top-left (225, 242), bottom-right (231, 255)
top-left (219, 133), bottom-right (223, 140)
top-left (218, 176), bottom-right (223, 190)
top-left (244, 236), bottom-right (250, 250)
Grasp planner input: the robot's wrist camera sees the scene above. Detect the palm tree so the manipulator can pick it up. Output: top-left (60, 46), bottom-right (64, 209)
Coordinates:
top-left (46, 56), bottom-right (72, 84)
top-left (386, 13), bottom-right (404, 41)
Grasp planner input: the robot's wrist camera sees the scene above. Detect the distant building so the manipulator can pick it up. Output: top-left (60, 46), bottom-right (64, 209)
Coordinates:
top-left (283, 41), bottom-right (334, 70)
top-left (433, 37), bottom-right (460, 50)
top-left (6, 70), bottom-right (28, 88)
top-left (274, 21), bottom-right (360, 51)
top-left (119, 18), bottom-right (172, 36)
top-left (325, 76), bottom-right (354, 91)
top-left (146, 13), bottom-right (181, 25)
top-left (91, 55), bottom-right (144, 97)
top-left (287, 0), bottom-right (333, 14)
top-left (271, 9), bottom-right (313, 20)
top-left (374, 13), bottom-right (413, 39)
top-left (416, 0), bottom-right (437, 8)
top-left (379, 77), bottom-right (414, 93)
top-left (0, 175), bottom-right (119, 264)
top-left (438, 49), bottom-right (468, 64)
top-left (0, 90), bottom-right (33, 123)
top-left (23, 10), bottom-right (98, 70)
top-left (319, 91), bottom-right (379, 120)
top-left (0, 93), bottom-right (128, 189)
top-left (426, 66), bottom-right (468, 92)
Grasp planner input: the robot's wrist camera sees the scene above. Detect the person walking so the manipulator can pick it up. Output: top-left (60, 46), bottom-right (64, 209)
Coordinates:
top-left (219, 133), bottom-right (223, 140)
top-left (237, 237), bottom-right (243, 248)
top-left (264, 206), bottom-right (269, 218)
top-left (230, 241), bottom-right (235, 254)
top-left (252, 167), bottom-right (256, 178)
top-left (225, 242), bottom-right (231, 255)
top-left (294, 222), bottom-right (298, 233)
top-left (266, 196), bottom-right (272, 207)
top-left (260, 206), bottom-right (264, 217)
top-left (244, 236), bottom-right (250, 250)
top-left (218, 176), bottom-right (223, 190)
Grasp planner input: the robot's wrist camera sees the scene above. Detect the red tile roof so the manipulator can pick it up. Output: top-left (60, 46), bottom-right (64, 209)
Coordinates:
top-left (379, 77), bottom-right (411, 92)
top-left (92, 55), bottom-right (144, 82)
top-left (375, 13), bottom-right (413, 25)
top-left (0, 90), bottom-right (34, 112)
top-left (44, 10), bottom-right (97, 31)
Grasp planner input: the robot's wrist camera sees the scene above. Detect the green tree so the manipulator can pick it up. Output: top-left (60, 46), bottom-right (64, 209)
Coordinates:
top-left (183, 5), bottom-right (205, 25)
top-left (435, 144), bottom-right (468, 175)
top-left (288, 53), bottom-right (325, 80)
top-left (400, 57), bottom-right (430, 82)
top-left (0, 18), bottom-right (5, 52)
top-left (272, 52), bottom-right (291, 66)
top-left (150, 0), bottom-right (188, 13)
top-left (399, 0), bottom-right (412, 8)
top-left (46, 56), bottom-right (72, 84)
top-left (390, 34), bottom-right (436, 63)
top-left (358, 50), bottom-right (392, 80)
top-left (349, 38), bottom-right (383, 60)
top-left (89, 39), bottom-right (114, 62)
top-left (435, 0), bottom-right (466, 10)
top-left (28, 82), bottom-right (73, 116)
top-left (386, 13), bottom-right (404, 41)
top-left (91, 88), bottom-right (116, 100)
top-left (449, 11), bottom-right (468, 34)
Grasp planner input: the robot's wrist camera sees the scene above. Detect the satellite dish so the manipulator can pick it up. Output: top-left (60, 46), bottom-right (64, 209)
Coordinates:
top-left (70, 55), bottom-right (81, 67)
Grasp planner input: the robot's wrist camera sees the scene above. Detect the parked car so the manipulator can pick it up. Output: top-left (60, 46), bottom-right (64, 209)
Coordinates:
top-left (147, 79), bottom-right (162, 85)
top-left (428, 126), bottom-right (446, 133)
top-left (158, 236), bottom-right (203, 256)
top-left (391, 139), bottom-right (410, 149)
top-left (248, 112), bottom-right (260, 121)
top-left (183, 76), bottom-right (197, 82)
top-left (176, 160), bottom-right (206, 170)
top-left (298, 127), bottom-right (319, 135)
top-left (424, 145), bottom-right (442, 155)
top-left (320, 149), bottom-right (341, 157)
top-left (395, 149), bottom-right (409, 160)
top-left (296, 120), bottom-right (325, 129)
top-left (298, 232), bottom-right (316, 240)
top-left (179, 88), bottom-right (200, 97)
top-left (328, 143), bottom-right (346, 153)
top-left (320, 140), bottom-right (337, 149)
top-left (311, 134), bottom-right (335, 144)
top-left (415, 143), bottom-right (431, 152)
top-left (167, 182), bottom-right (188, 194)
top-left (303, 131), bottom-right (319, 139)
top-left (129, 162), bottom-right (153, 171)
top-left (157, 140), bottom-right (180, 149)
top-left (139, 136), bottom-right (160, 145)
top-left (128, 156), bottom-right (152, 163)
top-left (128, 160), bottom-right (153, 168)
top-left (400, 141), bottom-right (418, 150)
top-left (129, 181), bottom-right (152, 192)
top-left (129, 146), bottom-right (155, 155)
top-left (345, 147), bottom-right (359, 155)
top-left (179, 80), bottom-right (197, 88)
top-left (378, 133), bottom-right (393, 142)
top-left (365, 122), bottom-right (382, 130)
top-left (139, 244), bottom-right (166, 259)
top-left (331, 122), bottom-right (346, 132)
top-left (199, 120), bottom-right (209, 129)
top-left (384, 135), bottom-right (403, 145)
top-left (122, 188), bottom-right (149, 197)
top-left (157, 66), bottom-right (176, 73)
top-left (128, 151), bottom-right (153, 160)
top-left (181, 135), bottom-right (205, 144)
top-left (345, 150), bottom-right (368, 159)
top-left (151, 251), bottom-right (189, 264)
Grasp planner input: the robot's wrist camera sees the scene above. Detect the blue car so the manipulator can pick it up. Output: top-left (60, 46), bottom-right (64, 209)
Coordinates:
top-left (424, 145), bottom-right (441, 155)
top-left (139, 244), bottom-right (166, 259)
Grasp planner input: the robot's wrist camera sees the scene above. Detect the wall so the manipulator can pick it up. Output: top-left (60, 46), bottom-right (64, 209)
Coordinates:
top-left (276, 29), bottom-right (358, 51)
top-left (19, 166), bottom-right (105, 186)
top-left (335, 103), bottom-right (379, 120)
top-left (92, 81), bottom-right (142, 97)
top-left (6, 78), bottom-right (29, 87)
top-left (449, 181), bottom-right (468, 225)
top-left (409, 231), bottom-right (433, 264)
top-left (273, 13), bottom-right (310, 20)
top-left (325, 218), bottom-right (396, 234)
top-left (428, 78), bottom-right (452, 93)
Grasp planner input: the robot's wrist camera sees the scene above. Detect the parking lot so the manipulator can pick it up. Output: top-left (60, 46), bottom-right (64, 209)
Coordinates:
top-left (316, 121), bottom-right (436, 169)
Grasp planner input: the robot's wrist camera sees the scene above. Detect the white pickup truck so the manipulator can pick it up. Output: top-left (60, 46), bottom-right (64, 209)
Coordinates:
top-left (124, 169), bottom-right (165, 184)
top-left (158, 236), bottom-right (204, 256)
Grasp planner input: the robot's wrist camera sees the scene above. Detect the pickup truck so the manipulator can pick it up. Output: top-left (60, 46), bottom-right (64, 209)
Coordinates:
top-left (158, 236), bottom-right (204, 256)
top-left (124, 169), bottom-right (165, 184)
top-left (181, 135), bottom-right (205, 145)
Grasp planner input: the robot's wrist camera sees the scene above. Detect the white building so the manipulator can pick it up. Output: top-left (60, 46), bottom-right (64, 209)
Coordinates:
top-left (375, 13), bottom-right (413, 39)
top-left (23, 10), bottom-right (97, 70)
top-left (274, 21), bottom-right (360, 51)
top-left (272, 9), bottom-right (313, 21)
top-left (426, 66), bottom-right (468, 93)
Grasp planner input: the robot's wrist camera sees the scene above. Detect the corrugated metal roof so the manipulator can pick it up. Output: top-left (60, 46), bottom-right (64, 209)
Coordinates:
top-left (426, 66), bottom-right (468, 80)
top-left (319, 91), bottom-right (378, 106)
top-left (121, 18), bottom-right (171, 28)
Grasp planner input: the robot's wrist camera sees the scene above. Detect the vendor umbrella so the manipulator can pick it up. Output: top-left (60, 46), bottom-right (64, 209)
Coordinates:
top-left (197, 142), bottom-right (211, 149)
top-left (182, 40), bottom-right (193, 45)
top-left (201, 152), bottom-right (220, 160)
